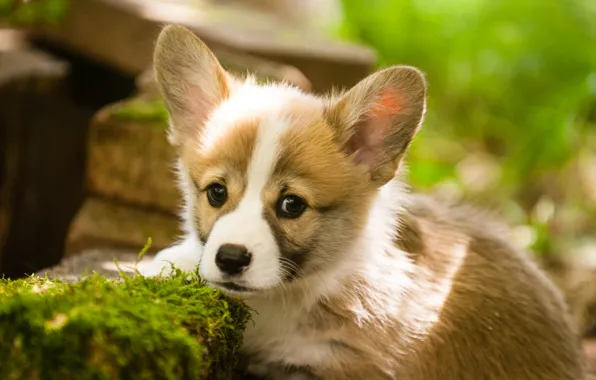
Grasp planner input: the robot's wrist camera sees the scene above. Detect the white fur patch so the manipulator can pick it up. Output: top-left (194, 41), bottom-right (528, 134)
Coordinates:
top-left (137, 234), bottom-right (202, 277)
top-left (200, 83), bottom-right (309, 152)
top-left (138, 160), bottom-right (204, 278)
top-left (199, 114), bottom-right (292, 289)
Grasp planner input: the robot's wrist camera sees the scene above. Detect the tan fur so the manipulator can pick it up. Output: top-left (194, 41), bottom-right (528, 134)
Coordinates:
top-left (151, 25), bottom-right (587, 380)
top-left (153, 25), bottom-right (232, 147)
top-left (267, 113), bottom-right (373, 276)
top-left (180, 120), bottom-right (260, 243)
top-left (289, 195), bottom-right (587, 379)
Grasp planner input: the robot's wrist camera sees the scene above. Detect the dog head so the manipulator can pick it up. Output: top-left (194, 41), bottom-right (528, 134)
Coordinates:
top-left (153, 25), bottom-right (426, 297)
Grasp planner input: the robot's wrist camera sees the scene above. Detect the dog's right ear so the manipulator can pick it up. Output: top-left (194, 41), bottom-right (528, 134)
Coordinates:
top-left (153, 25), bottom-right (231, 147)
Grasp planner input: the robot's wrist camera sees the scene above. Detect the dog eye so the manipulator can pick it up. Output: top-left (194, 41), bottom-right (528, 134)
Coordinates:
top-left (277, 195), bottom-right (307, 219)
top-left (206, 183), bottom-right (228, 208)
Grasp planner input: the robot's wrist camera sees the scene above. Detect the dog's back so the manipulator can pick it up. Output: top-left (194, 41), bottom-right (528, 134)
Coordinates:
top-left (394, 194), bottom-right (586, 379)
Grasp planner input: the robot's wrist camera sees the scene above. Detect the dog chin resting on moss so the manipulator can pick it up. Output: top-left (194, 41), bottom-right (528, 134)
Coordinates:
top-left (139, 24), bottom-right (588, 380)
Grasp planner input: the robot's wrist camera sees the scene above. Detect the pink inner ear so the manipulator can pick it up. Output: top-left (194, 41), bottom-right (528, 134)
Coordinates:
top-left (349, 88), bottom-right (406, 166)
top-left (370, 88), bottom-right (405, 117)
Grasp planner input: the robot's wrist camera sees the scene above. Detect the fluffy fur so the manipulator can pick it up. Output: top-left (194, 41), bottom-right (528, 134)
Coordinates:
top-left (139, 25), bottom-right (588, 379)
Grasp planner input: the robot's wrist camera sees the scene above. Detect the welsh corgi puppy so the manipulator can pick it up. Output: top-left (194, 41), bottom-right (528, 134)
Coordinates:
top-left (140, 25), bottom-right (587, 380)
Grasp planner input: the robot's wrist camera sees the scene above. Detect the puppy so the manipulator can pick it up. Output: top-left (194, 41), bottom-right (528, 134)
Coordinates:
top-left (140, 24), bottom-right (588, 379)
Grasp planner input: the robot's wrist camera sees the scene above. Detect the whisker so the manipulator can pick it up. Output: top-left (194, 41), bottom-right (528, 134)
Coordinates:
top-left (278, 259), bottom-right (309, 300)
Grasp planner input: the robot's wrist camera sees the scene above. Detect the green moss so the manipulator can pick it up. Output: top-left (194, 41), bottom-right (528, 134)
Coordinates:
top-left (0, 268), bottom-right (251, 380)
top-left (111, 98), bottom-right (170, 128)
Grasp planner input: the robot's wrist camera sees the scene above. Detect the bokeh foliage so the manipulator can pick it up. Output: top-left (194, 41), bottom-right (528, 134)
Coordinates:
top-left (0, 0), bottom-right (69, 26)
top-left (337, 0), bottom-right (596, 258)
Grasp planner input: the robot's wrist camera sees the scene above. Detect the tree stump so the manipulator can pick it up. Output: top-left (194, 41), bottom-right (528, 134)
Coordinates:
top-left (85, 100), bottom-right (179, 213)
top-left (64, 94), bottom-right (181, 256)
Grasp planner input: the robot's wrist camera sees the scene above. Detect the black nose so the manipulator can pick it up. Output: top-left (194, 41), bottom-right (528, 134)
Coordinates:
top-left (215, 244), bottom-right (252, 275)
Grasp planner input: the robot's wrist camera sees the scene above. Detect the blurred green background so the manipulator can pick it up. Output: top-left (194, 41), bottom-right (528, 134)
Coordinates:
top-left (0, 0), bottom-right (68, 25)
top-left (336, 0), bottom-right (596, 263)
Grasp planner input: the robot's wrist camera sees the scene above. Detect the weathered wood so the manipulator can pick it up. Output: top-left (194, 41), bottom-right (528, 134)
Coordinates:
top-left (0, 46), bottom-right (91, 278)
top-left (205, 48), bottom-right (312, 92)
top-left (65, 197), bottom-right (180, 256)
top-left (29, 0), bottom-right (375, 93)
top-left (85, 99), bottom-right (179, 214)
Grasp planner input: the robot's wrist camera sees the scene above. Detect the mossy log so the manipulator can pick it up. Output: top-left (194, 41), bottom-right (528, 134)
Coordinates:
top-left (0, 270), bottom-right (250, 380)
top-left (85, 97), bottom-right (177, 214)
top-left (65, 94), bottom-right (179, 256)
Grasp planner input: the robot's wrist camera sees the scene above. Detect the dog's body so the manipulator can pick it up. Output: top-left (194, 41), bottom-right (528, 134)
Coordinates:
top-left (140, 25), bottom-right (587, 379)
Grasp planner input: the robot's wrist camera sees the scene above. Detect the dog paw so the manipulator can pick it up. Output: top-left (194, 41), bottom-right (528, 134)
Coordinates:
top-left (137, 237), bottom-right (202, 277)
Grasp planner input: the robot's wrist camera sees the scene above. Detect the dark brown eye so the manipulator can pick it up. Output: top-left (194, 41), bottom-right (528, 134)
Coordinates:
top-left (206, 183), bottom-right (227, 208)
top-left (276, 195), bottom-right (307, 219)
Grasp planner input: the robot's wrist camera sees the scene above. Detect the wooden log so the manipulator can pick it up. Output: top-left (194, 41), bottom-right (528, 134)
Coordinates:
top-left (29, 0), bottom-right (375, 93)
top-left (135, 50), bottom-right (312, 101)
top-left (0, 45), bottom-right (91, 278)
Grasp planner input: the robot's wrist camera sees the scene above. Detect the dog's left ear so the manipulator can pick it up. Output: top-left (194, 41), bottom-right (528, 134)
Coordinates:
top-left (325, 66), bottom-right (426, 186)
